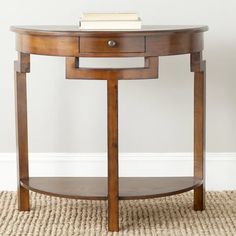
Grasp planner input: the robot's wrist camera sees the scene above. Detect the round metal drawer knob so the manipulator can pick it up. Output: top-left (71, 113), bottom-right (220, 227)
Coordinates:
top-left (107, 40), bottom-right (117, 47)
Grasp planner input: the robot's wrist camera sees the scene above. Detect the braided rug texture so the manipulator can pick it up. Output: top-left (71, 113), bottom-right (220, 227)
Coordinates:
top-left (0, 191), bottom-right (235, 236)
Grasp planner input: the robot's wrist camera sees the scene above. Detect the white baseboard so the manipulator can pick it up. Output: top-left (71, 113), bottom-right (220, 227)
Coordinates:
top-left (0, 153), bottom-right (235, 191)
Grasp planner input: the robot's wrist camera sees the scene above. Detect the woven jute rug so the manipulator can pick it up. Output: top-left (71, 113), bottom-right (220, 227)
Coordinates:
top-left (0, 191), bottom-right (235, 236)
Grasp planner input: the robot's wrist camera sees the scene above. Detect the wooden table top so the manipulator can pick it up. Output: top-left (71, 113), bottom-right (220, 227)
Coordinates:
top-left (11, 25), bottom-right (208, 59)
top-left (11, 25), bottom-right (208, 36)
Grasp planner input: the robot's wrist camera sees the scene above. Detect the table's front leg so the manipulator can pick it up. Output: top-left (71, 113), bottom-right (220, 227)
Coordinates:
top-left (107, 79), bottom-right (119, 232)
top-left (14, 52), bottom-right (30, 211)
top-left (191, 52), bottom-right (206, 211)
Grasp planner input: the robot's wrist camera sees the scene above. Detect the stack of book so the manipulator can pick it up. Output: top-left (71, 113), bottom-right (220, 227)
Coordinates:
top-left (79, 12), bottom-right (141, 30)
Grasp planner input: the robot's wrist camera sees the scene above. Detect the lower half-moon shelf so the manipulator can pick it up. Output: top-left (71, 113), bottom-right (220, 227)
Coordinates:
top-left (20, 177), bottom-right (202, 200)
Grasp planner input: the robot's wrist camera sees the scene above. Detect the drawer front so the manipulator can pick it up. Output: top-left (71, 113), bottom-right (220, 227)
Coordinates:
top-left (80, 36), bottom-right (145, 53)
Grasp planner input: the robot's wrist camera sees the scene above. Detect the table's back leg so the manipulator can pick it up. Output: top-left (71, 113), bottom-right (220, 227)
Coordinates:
top-left (107, 79), bottom-right (119, 231)
top-left (14, 53), bottom-right (30, 211)
top-left (191, 52), bottom-right (206, 211)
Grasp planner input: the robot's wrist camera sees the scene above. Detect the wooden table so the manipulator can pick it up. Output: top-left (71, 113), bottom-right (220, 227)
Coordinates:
top-left (11, 25), bottom-right (208, 232)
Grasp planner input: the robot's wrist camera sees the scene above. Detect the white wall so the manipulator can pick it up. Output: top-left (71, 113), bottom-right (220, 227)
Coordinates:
top-left (0, 0), bottom-right (236, 190)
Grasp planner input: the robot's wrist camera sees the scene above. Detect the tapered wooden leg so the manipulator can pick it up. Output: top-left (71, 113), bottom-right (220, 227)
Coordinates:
top-left (191, 52), bottom-right (206, 211)
top-left (14, 53), bottom-right (30, 211)
top-left (107, 79), bottom-right (119, 232)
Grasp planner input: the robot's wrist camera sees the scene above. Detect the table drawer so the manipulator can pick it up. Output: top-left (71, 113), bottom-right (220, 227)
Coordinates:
top-left (80, 36), bottom-right (145, 53)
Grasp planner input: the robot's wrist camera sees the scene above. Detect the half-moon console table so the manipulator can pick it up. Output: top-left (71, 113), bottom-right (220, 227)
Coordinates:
top-left (11, 25), bottom-right (208, 232)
